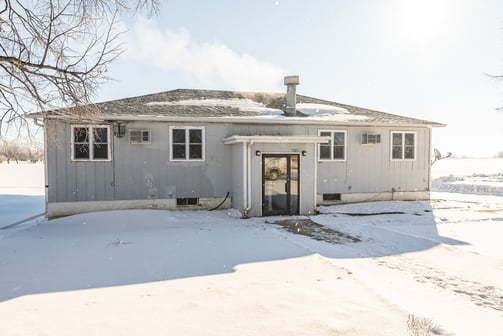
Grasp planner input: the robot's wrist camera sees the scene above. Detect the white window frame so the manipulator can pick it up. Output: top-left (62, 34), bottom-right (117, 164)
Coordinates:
top-left (129, 129), bottom-right (152, 144)
top-left (169, 126), bottom-right (205, 161)
top-left (318, 130), bottom-right (347, 161)
top-left (71, 125), bottom-right (112, 162)
top-left (390, 131), bottom-right (416, 161)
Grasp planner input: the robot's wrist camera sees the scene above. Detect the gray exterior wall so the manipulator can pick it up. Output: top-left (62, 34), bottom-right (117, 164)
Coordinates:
top-left (45, 119), bottom-right (432, 216)
top-left (112, 122), bottom-right (231, 200)
top-left (45, 120), bottom-right (115, 203)
top-left (312, 126), bottom-right (431, 197)
top-left (46, 120), bottom-right (233, 203)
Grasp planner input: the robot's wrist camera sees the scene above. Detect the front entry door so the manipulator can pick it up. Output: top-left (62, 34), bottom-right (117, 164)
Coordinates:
top-left (262, 154), bottom-right (299, 216)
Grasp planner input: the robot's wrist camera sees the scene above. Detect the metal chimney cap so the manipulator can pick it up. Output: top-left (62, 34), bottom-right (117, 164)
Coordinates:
top-left (284, 75), bottom-right (299, 85)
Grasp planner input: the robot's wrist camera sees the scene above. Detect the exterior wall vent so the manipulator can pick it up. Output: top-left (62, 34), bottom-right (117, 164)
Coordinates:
top-left (176, 197), bottom-right (198, 206)
top-left (323, 193), bottom-right (341, 201)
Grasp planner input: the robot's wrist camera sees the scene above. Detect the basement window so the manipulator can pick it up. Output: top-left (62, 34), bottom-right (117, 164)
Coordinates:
top-left (323, 193), bottom-right (341, 201)
top-left (176, 197), bottom-right (198, 206)
top-left (129, 129), bottom-right (151, 144)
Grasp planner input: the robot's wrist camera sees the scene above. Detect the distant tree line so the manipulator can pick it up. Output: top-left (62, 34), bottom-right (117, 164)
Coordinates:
top-left (0, 139), bottom-right (43, 163)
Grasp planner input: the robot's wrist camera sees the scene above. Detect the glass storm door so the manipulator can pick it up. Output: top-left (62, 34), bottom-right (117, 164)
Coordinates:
top-left (262, 154), bottom-right (299, 216)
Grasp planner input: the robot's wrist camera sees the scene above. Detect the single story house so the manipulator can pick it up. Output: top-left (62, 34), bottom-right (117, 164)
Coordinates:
top-left (32, 76), bottom-right (444, 218)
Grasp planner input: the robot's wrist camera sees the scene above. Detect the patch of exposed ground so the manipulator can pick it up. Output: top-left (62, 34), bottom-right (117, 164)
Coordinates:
top-left (270, 218), bottom-right (361, 244)
top-left (336, 211), bottom-right (406, 216)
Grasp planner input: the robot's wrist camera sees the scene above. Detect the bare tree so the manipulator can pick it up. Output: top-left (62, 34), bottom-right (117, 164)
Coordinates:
top-left (26, 140), bottom-right (44, 162)
top-left (0, 137), bottom-right (44, 162)
top-left (0, 138), bottom-right (28, 163)
top-left (0, 0), bottom-right (159, 137)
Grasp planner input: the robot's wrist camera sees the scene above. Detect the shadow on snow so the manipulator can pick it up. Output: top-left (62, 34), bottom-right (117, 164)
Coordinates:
top-left (0, 200), bottom-right (467, 302)
top-left (0, 194), bottom-right (45, 229)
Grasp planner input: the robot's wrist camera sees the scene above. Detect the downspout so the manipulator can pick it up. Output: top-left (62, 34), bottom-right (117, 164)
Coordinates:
top-left (242, 142), bottom-right (248, 217)
top-left (42, 119), bottom-right (49, 217)
top-left (34, 118), bottom-right (44, 127)
top-left (243, 140), bottom-right (253, 218)
top-left (427, 128), bottom-right (432, 192)
top-left (247, 140), bottom-right (254, 212)
top-left (313, 142), bottom-right (318, 214)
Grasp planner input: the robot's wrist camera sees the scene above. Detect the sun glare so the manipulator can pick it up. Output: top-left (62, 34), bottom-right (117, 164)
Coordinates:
top-left (393, 0), bottom-right (452, 44)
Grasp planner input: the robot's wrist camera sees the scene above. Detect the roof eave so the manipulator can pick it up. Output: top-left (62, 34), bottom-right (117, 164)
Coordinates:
top-left (223, 135), bottom-right (331, 145)
top-left (29, 112), bottom-right (445, 128)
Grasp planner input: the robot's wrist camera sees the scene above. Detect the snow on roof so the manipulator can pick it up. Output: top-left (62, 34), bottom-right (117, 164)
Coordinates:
top-left (145, 98), bottom-right (369, 121)
top-left (293, 103), bottom-right (367, 121)
top-left (146, 98), bottom-right (284, 115)
top-left (297, 103), bottom-right (349, 115)
top-left (31, 89), bottom-right (444, 126)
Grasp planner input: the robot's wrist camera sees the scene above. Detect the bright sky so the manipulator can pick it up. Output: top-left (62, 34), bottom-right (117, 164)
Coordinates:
top-left (99, 0), bottom-right (503, 158)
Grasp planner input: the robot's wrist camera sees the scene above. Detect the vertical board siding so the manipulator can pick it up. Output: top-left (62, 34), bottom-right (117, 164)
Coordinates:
top-left (47, 119), bottom-right (433, 205)
top-left (113, 122), bottom-right (229, 201)
top-left (47, 120), bottom-right (114, 203)
top-left (46, 121), bottom-right (60, 202)
top-left (315, 126), bottom-right (431, 195)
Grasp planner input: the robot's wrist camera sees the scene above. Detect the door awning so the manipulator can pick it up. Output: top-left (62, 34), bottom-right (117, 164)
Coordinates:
top-left (222, 135), bottom-right (330, 145)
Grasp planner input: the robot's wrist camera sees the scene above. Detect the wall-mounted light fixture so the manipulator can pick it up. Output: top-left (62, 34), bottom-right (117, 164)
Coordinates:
top-left (113, 122), bottom-right (126, 138)
top-left (302, 150), bottom-right (307, 156)
top-left (255, 150), bottom-right (261, 156)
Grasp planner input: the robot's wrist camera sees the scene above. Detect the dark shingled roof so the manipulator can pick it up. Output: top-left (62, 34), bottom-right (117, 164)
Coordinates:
top-left (38, 89), bottom-right (445, 127)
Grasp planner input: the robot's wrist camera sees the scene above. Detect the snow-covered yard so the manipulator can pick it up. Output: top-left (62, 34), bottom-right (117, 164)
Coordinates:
top-left (0, 160), bottom-right (502, 335)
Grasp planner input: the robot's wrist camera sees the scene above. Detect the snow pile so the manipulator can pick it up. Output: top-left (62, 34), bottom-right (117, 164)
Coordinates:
top-left (431, 158), bottom-right (503, 196)
top-left (432, 173), bottom-right (503, 196)
top-left (146, 98), bottom-right (284, 115)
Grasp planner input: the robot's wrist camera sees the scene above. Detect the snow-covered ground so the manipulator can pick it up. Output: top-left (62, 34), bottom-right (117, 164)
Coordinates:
top-left (0, 160), bottom-right (502, 335)
top-left (432, 158), bottom-right (503, 196)
top-left (0, 163), bottom-right (45, 228)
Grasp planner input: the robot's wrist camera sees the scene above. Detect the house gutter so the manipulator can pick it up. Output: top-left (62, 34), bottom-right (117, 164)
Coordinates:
top-left (31, 114), bottom-right (446, 128)
top-left (42, 119), bottom-right (49, 214)
top-left (33, 118), bottom-right (44, 127)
